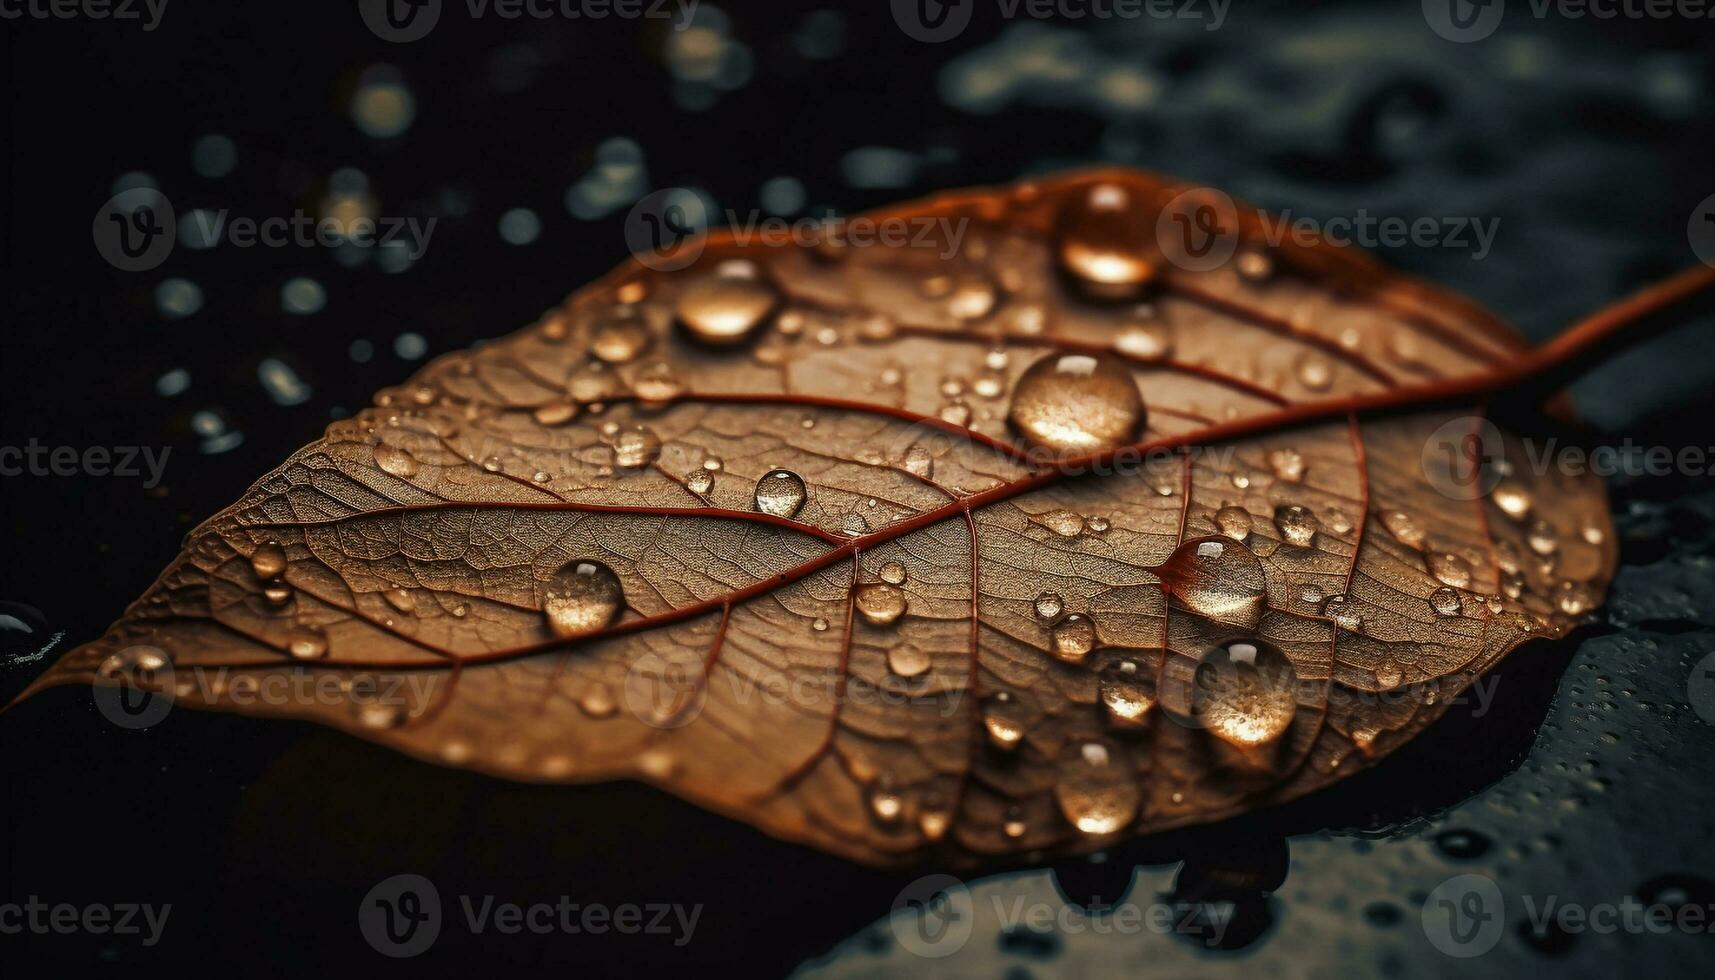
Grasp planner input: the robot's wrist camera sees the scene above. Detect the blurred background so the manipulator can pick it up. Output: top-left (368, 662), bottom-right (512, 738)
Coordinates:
top-left (3, 0), bottom-right (1714, 975)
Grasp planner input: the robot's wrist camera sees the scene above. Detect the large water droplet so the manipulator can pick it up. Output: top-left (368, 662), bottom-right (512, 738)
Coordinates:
top-left (676, 274), bottom-right (778, 345)
top-left (373, 444), bottom-right (420, 478)
top-left (1193, 641), bottom-right (1297, 749)
top-left (1100, 658), bottom-right (1155, 728)
top-left (250, 540), bottom-right (288, 580)
top-left (1273, 504), bottom-right (1320, 547)
top-left (1050, 614), bottom-right (1097, 663)
top-left (1154, 537), bottom-right (1267, 629)
top-left (1007, 353), bottom-right (1145, 453)
top-left (611, 426), bottom-right (662, 468)
top-left (888, 644), bottom-right (931, 679)
top-left (1429, 586), bottom-right (1463, 616)
top-left (855, 582), bottom-right (907, 626)
top-left (983, 693), bottom-right (1027, 751)
top-left (543, 559), bottom-right (624, 638)
top-left (1427, 552), bottom-right (1472, 589)
top-left (1053, 740), bottom-right (1140, 835)
top-left (1057, 183), bottom-right (1156, 300)
top-left (753, 468), bottom-right (807, 518)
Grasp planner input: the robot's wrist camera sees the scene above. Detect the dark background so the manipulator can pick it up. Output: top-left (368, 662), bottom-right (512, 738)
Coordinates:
top-left (3, 1), bottom-right (1714, 976)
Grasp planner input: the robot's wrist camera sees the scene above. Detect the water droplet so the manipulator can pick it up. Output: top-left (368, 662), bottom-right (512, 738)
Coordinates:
top-left (1155, 537), bottom-right (1267, 629)
top-left (811, 617), bottom-right (829, 632)
top-left (1273, 504), bottom-right (1320, 547)
top-left (918, 808), bottom-right (950, 841)
top-left (373, 443), bottom-right (420, 478)
top-left (1380, 510), bottom-right (1427, 549)
top-left (1194, 641), bottom-right (1297, 749)
top-left (855, 582), bottom-right (907, 626)
top-left (1033, 592), bottom-right (1064, 620)
top-left (1008, 353), bottom-right (1145, 453)
top-left (1053, 740), bottom-right (1140, 835)
top-left (869, 786), bottom-right (905, 825)
top-left (1236, 249), bottom-right (1274, 281)
top-left (1322, 594), bottom-right (1363, 631)
top-left (543, 560), bottom-right (624, 638)
top-left (1100, 658), bottom-right (1155, 728)
top-left (983, 693), bottom-right (1027, 751)
top-left (1003, 808), bottom-right (1028, 838)
top-left (384, 588), bottom-right (415, 614)
top-left (1295, 353), bottom-right (1333, 391)
top-left (1434, 829), bottom-right (1492, 860)
top-left (888, 644), bottom-right (931, 679)
top-left (753, 468), bottom-right (807, 518)
top-left (1527, 519), bottom-right (1560, 556)
top-left (250, 540), bottom-right (287, 580)
top-left (1050, 613), bottom-right (1097, 663)
top-left (533, 401), bottom-right (579, 426)
top-left (611, 426), bottom-right (662, 468)
top-left (632, 362), bottom-right (686, 404)
top-left (1429, 586), bottom-right (1463, 616)
top-left (1043, 510), bottom-right (1085, 537)
top-left (947, 280), bottom-right (996, 321)
top-left (902, 445), bottom-right (934, 479)
top-left (262, 583), bottom-right (293, 608)
top-left (686, 469), bottom-right (714, 494)
top-left (579, 682), bottom-right (617, 718)
top-left (1492, 481), bottom-right (1532, 521)
top-left (481, 456), bottom-right (504, 473)
top-left (590, 307), bottom-right (651, 363)
top-left (1087, 516), bottom-right (1111, 534)
top-left (285, 626), bottom-right (328, 660)
top-left (1556, 580), bottom-right (1595, 616)
top-left (1268, 448), bottom-right (1306, 481)
top-left (676, 274), bottom-right (778, 345)
top-left (1215, 505), bottom-right (1252, 541)
top-left (1057, 182), bottom-right (1156, 300)
top-left (1581, 525), bottom-right (1605, 545)
top-left (1427, 552), bottom-right (1472, 589)
top-left (972, 371), bottom-right (1006, 398)
top-left (356, 699), bottom-right (408, 730)
top-left (1115, 320), bottom-right (1172, 361)
top-left (879, 560), bottom-right (908, 585)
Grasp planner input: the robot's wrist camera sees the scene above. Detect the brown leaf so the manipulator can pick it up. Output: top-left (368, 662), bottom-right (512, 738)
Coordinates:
top-left (25, 169), bottom-right (1626, 866)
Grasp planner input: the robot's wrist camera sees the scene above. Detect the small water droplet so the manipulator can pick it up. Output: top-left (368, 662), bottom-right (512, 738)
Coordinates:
top-left (384, 587), bottom-right (415, 614)
top-left (1427, 552), bottom-right (1472, 589)
top-left (250, 540), bottom-right (287, 580)
top-left (983, 693), bottom-right (1027, 751)
top-left (590, 307), bottom-right (651, 363)
top-left (811, 617), bottom-right (829, 632)
top-left (1008, 353), bottom-right (1145, 453)
top-left (1115, 321), bottom-right (1173, 361)
top-left (357, 700), bottom-right (408, 730)
top-left (1054, 739), bottom-right (1140, 835)
top-left (373, 443), bottom-right (420, 478)
top-left (543, 560), bottom-right (624, 637)
top-left (1043, 510), bottom-right (1086, 537)
top-left (1100, 658), bottom-right (1155, 728)
top-left (579, 682), bottom-right (617, 718)
top-left (902, 445), bottom-right (934, 479)
top-left (1429, 587), bottom-right (1463, 616)
top-left (633, 362), bottom-right (686, 404)
top-left (686, 469), bottom-right (714, 494)
top-left (533, 401), bottom-right (579, 426)
top-left (879, 560), bottom-right (908, 585)
top-left (869, 786), bottom-right (905, 825)
top-left (753, 468), bottom-right (807, 518)
top-left (1527, 519), bottom-right (1560, 556)
top-left (1295, 353), bottom-right (1333, 391)
top-left (285, 626), bottom-right (328, 660)
top-left (611, 426), bottom-right (662, 468)
top-left (1033, 592), bottom-right (1065, 620)
top-left (855, 582), bottom-right (907, 626)
top-left (1273, 504), bottom-right (1320, 547)
top-left (1555, 580), bottom-right (1595, 616)
top-left (888, 644), bottom-right (931, 679)
top-left (1050, 613), bottom-right (1096, 663)
top-left (1322, 594), bottom-right (1363, 632)
top-left (1380, 510), bottom-right (1426, 549)
top-left (1215, 505), bottom-right (1252, 541)
top-left (1268, 448), bottom-right (1306, 481)
top-left (1492, 481), bottom-right (1532, 521)
top-left (262, 583), bottom-right (293, 608)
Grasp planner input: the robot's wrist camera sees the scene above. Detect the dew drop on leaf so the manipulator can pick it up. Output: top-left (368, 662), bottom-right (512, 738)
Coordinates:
top-left (983, 693), bottom-right (1027, 751)
top-left (1007, 353), bottom-right (1145, 453)
top-left (1155, 536), bottom-right (1267, 629)
top-left (753, 468), bottom-right (807, 518)
top-left (686, 469), bottom-right (714, 494)
top-left (543, 560), bottom-right (624, 638)
top-left (611, 426), bottom-right (662, 468)
top-left (1215, 505), bottom-right (1252, 541)
top-left (1429, 586), bottom-right (1463, 617)
top-left (854, 582), bottom-right (907, 626)
top-left (1322, 594), bottom-right (1363, 632)
top-left (1099, 658), bottom-right (1155, 728)
top-left (1050, 613), bottom-right (1097, 663)
top-left (1193, 641), bottom-right (1297, 749)
top-left (676, 274), bottom-right (779, 346)
top-left (284, 626), bottom-right (328, 661)
top-left (1273, 504), bottom-right (1320, 547)
top-left (887, 644), bottom-right (931, 679)
top-left (249, 540), bottom-right (287, 580)
top-left (590, 307), bottom-right (651, 363)
top-left (373, 444), bottom-right (420, 478)
top-left (879, 560), bottom-right (908, 585)
top-left (1056, 182), bottom-right (1156, 300)
top-left (1054, 740), bottom-right (1140, 835)
top-left (1427, 552), bottom-right (1472, 589)
top-left (533, 401), bottom-right (579, 426)
top-left (1033, 592), bottom-right (1065, 620)
top-left (1380, 509), bottom-right (1426, 549)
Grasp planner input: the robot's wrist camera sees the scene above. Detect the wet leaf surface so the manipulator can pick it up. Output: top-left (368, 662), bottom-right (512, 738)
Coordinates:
top-left (24, 169), bottom-right (1617, 865)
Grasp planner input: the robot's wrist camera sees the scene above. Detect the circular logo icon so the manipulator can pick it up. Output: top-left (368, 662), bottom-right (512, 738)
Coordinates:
top-left (91, 645), bottom-right (176, 730)
top-left (359, 874), bottom-right (442, 957)
top-left (1688, 650), bottom-right (1715, 725)
top-left (1689, 193), bottom-right (1715, 270)
top-left (1421, 415), bottom-right (1506, 502)
top-left (890, 874), bottom-right (974, 958)
top-left (359, 0), bottom-right (442, 43)
top-left (1422, 0), bottom-right (1505, 43)
top-left (624, 188), bottom-right (711, 272)
top-left (1422, 873), bottom-right (1504, 958)
top-left (93, 188), bottom-right (175, 272)
top-left (1155, 188), bottom-right (1240, 273)
top-left (890, 0), bottom-right (973, 43)
top-left (624, 649), bottom-right (708, 729)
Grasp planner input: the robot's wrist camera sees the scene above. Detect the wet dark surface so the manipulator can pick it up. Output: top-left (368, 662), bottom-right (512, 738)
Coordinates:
top-left (2, 2), bottom-right (1713, 976)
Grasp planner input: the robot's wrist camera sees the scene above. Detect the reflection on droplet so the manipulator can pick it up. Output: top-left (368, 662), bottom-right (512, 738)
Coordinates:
top-left (1100, 658), bottom-right (1155, 728)
top-left (855, 582), bottom-right (907, 626)
top-left (533, 401), bottom-right (579, 426)
top-left (1057, 183), bottom-right (1156, 300)
top-left (1492, 481), bottom-right (1532, 521)
top-left (1429, 586), bottom-right (1463, 616)
top-left (686, 469), bottom-right (714, 494)
top-left (1273, 504), bottom-right (1320, 547)
top-left (1115, 320), bottom-right (1172, 360)
top-left (544, 560), bottom-right (624, 638)
top-left (384, 588), bottom-right (415, 614)
top-left (1295, 354), bottom-right (1333, 391)
top-left (676, 274), bottom-right (778, 345)
top-left (879, 561), bottom-right (908, 585)
top-left (373, 444), bottom-right (420, 478)
top-left (263, 583), bottom-right (293, 608)
top-left (869, 786), bottom-right (905, 826)
top-left (1155, 537), bottom-right (1267, 629)
top-left (1043, 510), bottom-right (1085, 537)
top-left (753, 468), bottom-right (807, 518)
top-left (1007, 353), bottom-right (1145, 452)
top-left (1053, 740), bottom-right (1140, 835)
top-left (1322, 594), bottom-right (1363, 631)
top-left (250, 540), bottom-right (288, 580)
top-left (1033, 592), bottom-right (1064, 620)
top-left (1050, 614), bottom-right (1096, 663)
top-left (1194, 641), bottom-right (1297, 749)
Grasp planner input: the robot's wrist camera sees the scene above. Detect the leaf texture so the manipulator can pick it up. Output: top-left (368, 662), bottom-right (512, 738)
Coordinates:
top-left (27, 169), bottom-right (1617, 865)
